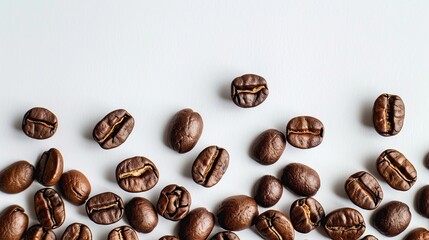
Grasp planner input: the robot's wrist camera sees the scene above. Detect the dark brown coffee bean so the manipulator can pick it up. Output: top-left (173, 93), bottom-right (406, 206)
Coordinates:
top-left (92, 109), bottom-right (135, 149)
top-left (86, 192), bottom-right (124, 225)
top-left (216, 195), bottom-right (258, 231)
top-left (345, 171), bottom-right (383, 210)
top-left (159, 236), bottom-right (179, 240)
top-left (61, 223), bottom-right (92, 240)
top-left (211, 231), bottom-right (240, 240)
top-left (404, 228), bottom-right (429, 240)
top-left (373, 201), bottom-right (411, 236)
top-left (116, 156), bottom-right (159, 192)
top-left (376, 149), bottom-right (417, 191)
top-left (417, 185), bottom-right (429, 218)
top-left (361, 235), bottom-right (378, 240)
top-left (179, 207), bottom-right (215, 240)
top-left (192, 146), bottom-right (229, 187)
top-left (59, 169), bottom-right (91, 205)
top-left (290, 197), bottom-right (325, 233)
top-left (373, 93), bottom-right (405, 136)
top-left (24, 224), bottom-right (56, 240)
top-left (286, 116), bottom-right (324, 149)
top-left (35, 148), bottom-right (63, 186)
top-left (168, 108), bottom-right (203, 153)
top-left (157, 184), bottom-right (191, 221)
top-left (281, 162), bottom-right (320, 196)
top-left (34, 188), bottom-right (65, 229)
top-left (323, 207), bottom-right (365, 240)
top-left (108, 226), bottom-right (138, 240)
top-left (0, 160), bottom-right (34, 194)
top-left (254, 210), bottom-right (294, 240)
top-left (125, 197), bottom-right (158, 233)
top-left (22, 107), bottom-right (58, 139)
top-left (0, 205), bottom-right (29, 240)
top-left (253, 175), bottom-right (283, 208)
top-left (231, 74), bottom-right (268, 108)
top-left (251, 129), bottom-right (286, 165)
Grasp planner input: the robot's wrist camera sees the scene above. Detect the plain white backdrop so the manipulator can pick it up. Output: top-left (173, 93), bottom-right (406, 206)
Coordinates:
top-left (1, 1), bottom-right (429, 239)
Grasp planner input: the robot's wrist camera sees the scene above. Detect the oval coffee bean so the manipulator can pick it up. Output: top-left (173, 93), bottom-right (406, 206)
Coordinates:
top-left (286, 116), bottom-right (324, 149)
top-left (192, 146), bottom-right (229, 187)
top-left (35, 148), bottom-right (64, 186)
top-left (404, 228), bottom-right (429, 240)
top-left (211, 231), bottom-right (240, 240)
top-left (376, 149), bottom-right (417, 191)
top-left (157, 184), bottom-right (191, 221)
top-left (345, 171), bottom-right (383, 210)
top-left (231, 74), bottom-right (268, 108)
top-left (86, 192), bottom-right (124, 225)
top-left (168, 108), bottom-right (203, 153)
top-left (251, 129), bottom-right (286, 165)
top-left (324, 208), bottom-right (365, 240)
top-left (281, 162), bottom-right (320, 196)
top-left (108, 226), bottom-right (138, 240)
top-left (373, 93), bottom-right (405, 136)
top-left (254, 210), bottom-right (294, 240)
top-left (179, 207), bottom-right (215, 240)
top-left (290, 197), bottom-right (325, 233)
top-left (92, 109), bottom-right (134, 149)
top-left (417, 185), bottom-right (429, 218)
top-left (34, 188), bottom-right (65, 229)
top-left (0, 160), bottom-right (34, 194)
top-left (0, 205), bottom-right (29, 240)
top-left (361, 235), bottom-right (378, 240)
top-left (24, 224), bottom-right (56, 240)
top-left (125, 197), bottom-right (158, 233)
top-left (159, 236), bottom-right (179, 240)
top-left (59, 169), bottom-right (91, 205)
top-left (116, 156), bottom-right (159, 192)
top-left (216, 195), bottom-right (258, 231)
top-left (61, 223), bottom-right (92, 240)
top-left (22, 107), bottom-right (58, 139)
top-left (253, 175), bottom-right (283, 208)
top-left (373, 201), bottom-right (411, 236)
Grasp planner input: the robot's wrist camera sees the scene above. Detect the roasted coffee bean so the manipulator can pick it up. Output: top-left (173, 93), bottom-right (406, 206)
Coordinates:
top-left (286, 116), bottom-right (324, 149)
top-left (125, 197), bottom-right (158, 233)
top-left (157, 184), bottom-right (191, 221)
top-left (231, 74), bottom-right (268, 108)
top-left (323, 208), bottom-right (365, 240)
top-left (159, 236), bottom-right (179, 240)
top-left (108, 226), bottom-right (138, 240)
top-left (281, 162), bottom-right (320, 196)
top-left (61, 223), bottom-right (92, 240)
top-left (178, 207), bottom-right (215, 240)
top-left (116, 156), bottom-right (159, 192)
top-left (22, 107), bottom-right (58, 139)
top-left (86, 192), bottom-right (124, 225)
top-left (373, 93), bottom-right (405, 136)
top-left (0, 205), bottom-right (29, 240)
top-left (254, 210), bottom-right (294, 240)
top-left (361, 235), bottom-right (378, 240)
top-left (92, 109), bottom-right (134, 149)
top-left (0, 160), bottom-right (34, 194)
top-left (376, 149), bottom-right (417, 191)
top-left (192, 146), bottom-right (229, 187)
top-left (290, 197), bottom-right (325, 233)
top-left (345, 171), bottom-right (383, 210)
top-left (211, 231), bottom-right (240, 240)
top-left (253, 175), bottom-right (283, 208)
top-left (24, 224), bottom-right (56, 240)
top-left (59, 169), bottom-right (91, 205)
top-left (373, 201), bottom-right (411, 236)
top-left (35, 148), bottom-right (64, 186)
top-left (216, 195), bottom-right (258, 231)
top-left (251, 129), bottom-right (286, 165)
top-left (417, 185), bottom-right (429, 218)
top-left (168, 108), bottom-right (203, 153)
top-left (404, 228), bottom-right (429, 240)
top-left (34, 188), bottom-right (65, 229)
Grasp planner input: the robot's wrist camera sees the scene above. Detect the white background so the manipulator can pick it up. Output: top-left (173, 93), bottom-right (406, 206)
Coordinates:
top-left (1, 1), bottom-right (429, 239)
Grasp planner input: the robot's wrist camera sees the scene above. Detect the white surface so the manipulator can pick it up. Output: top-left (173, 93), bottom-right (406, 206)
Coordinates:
top-left (1, 1), bottom-right (429, 239)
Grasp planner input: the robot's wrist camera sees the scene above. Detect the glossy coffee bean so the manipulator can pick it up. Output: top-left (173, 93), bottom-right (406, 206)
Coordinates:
top-left (376, 149), bottom-right (417, 191)
top-left (108, 226), bottom-right (138, 240)
top-left (192, 146), bottom-right (229, 187)
top-left (286, 116), bottom-right (324, 149)
top-left (231, 74), bottom-right (269, 108)
top-left (290, 197), bottom-right (325, 233)
top-left (179, 207), bottom-right (215, 240)
top-left (0, 205), bottom-right (29, 240)
top-left (59, 170), bottom-right (91, 205)
top-left (404, 228), bottom-right (429, 240)
top-left (253, 175), bottom-right (283, 208)
top-left (159, 236), bottom-right (179, 240)
top-left (157, 184), bottom-right (191, 221)
top-left (116, 156), bottom-right (159, 192)
top-left (93, 109), bottom-right (134, 149)
top-left (323, 208), bottom-right (365, 240)
top-left (345, 171), bottom-right (383, 210)
top-left (361, 235), bottom-right (378, 240)
top-left (35, 148), bottom-right (64, 186)
top-left (254, 210), bottom-right (294, 240)
top-left (24, 224), bottom-right (56, 240)
top-left (0, 160), bottom-right (34, 194)
top-left (281, 163), bottom-right (320, 196)
top-left (373, 201), bottom-right (411, 236)
top-left (373, 93), bottom-right (405, 136)
top-left (61, 223), bottom-right (92, 240)
top-left (417, 185), bottom-right (429, 218)
top-left (168, 108), bottom-right (203, 153)
top-left (22, 107), bottom-right (58, 139)
top-left (86, 192), bottom-right (124, 225)
top-left (34, 188), bottom-right (65, 229)
top-left (211, 231), bottom-right (240, 240)
top-left (251, 129), bottom-right (286, 165)
top-left (217, 195), bottom-right (258, 231)
top-left (125, 197), bottom-right (158, 233)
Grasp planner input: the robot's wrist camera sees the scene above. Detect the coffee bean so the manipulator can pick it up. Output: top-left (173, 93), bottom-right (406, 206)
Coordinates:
top-left (281, 162), bottom-right (320, 196)
top-left (92, 109), bottom-right (135, 149)
top-left (24, 224), bottom-right (56, 240)
top-left (0, 205), bottom-right (29, 240)
top-left (108, 226), bottom-right (138, 240)
top-left (22, 107), bottom-right (58, 139)
top-left (35, 148), bottom-right (63, 186)
top-left (116, 156), bottom-right (159, 192)
top-left (373, 93), bottom-right (405, 136)
top-left (253, 175), bottom-right (283, 208)
top-left (168, 108), bottom-right (203, 153)
top-left (59, 169), bottom-right (91, 205)
top-left (231, 74), bottom-right (268, 108)
top-left (290, 197), bottom-right (325, 233)
top-left (254, 210), bottom-right (294, 240)
top-left (211, 231), bottom-right (240, 240)
top-left (373, 201), bottom-right (411, 236)
top-left (125, 197), bottom-right (158, 233)
top-left (0, 160), bottom-right (34, 194)
top-left (216, 195), bottom-right (258, 231)
top-left (179, 208), bottom-right (215, 240)
top-left (376, 149), bottom-right (417, 191)
top-left (157, 184), bottom-right (191, 221)
top-left (404, 228), bottom-right (429, 240)
top-left (361, 235), bottom-right (378, 240)
top-left (323, 207), bottom-right (365, 240)
top-left (61, 223), bottom-right (92, 240)
top-left (159, 236), bottom-right (179, 240)
top-left (286, 116), bottom-right (324, 149)
top-left (417, 185), bottom-right (429, 218)
top-left (251, 129), bottom-right (286, 165)
top-left (192, 146), bottom-right (229, 187)
top-left (34, 188), bottom-right (65, 229)
top-left (345, 171), bottom-right (383, 210)
top-left (86, 192), bottom-right (124, 225)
